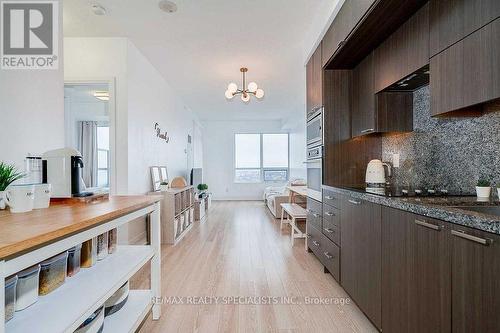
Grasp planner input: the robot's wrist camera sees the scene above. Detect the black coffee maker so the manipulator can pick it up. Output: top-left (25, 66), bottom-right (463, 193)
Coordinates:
top-left (71, 156), bottom-right (93, 197)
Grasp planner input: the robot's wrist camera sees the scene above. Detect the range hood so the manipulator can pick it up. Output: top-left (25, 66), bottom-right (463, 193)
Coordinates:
top-left (382, 65), bottom-right (429, 92)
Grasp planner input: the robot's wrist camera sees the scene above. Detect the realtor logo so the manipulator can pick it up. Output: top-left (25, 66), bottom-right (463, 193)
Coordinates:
top-left (1, 1), bottom-right (58, 69)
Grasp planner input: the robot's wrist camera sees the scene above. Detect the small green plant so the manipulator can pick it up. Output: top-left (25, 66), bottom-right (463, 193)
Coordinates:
top-left (477, 179), bottom-right (491, 187)
top-left (160, 181), bottom-right (168, 186)
top-left (197, 183), bottom-right (208, 191)
top-left (0, 162), bottom-right (24, 191)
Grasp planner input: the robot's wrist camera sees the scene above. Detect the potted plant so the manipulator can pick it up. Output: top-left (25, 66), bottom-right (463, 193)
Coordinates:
top-left (476, 179), bottom-right (491, 198)
top-left (497, 185), bottom-right (500, 200)
top-left (159, 181), bottom-right (169, 191)
top-left (197, 184), bottom-right (208, 192)
top-left (0, 162), bottom-right (24, 209)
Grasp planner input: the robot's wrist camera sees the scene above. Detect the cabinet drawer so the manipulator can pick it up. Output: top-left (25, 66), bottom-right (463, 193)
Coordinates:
top-left (322, 189), bottom-right (341, 208)
top-left (323, 206), bottom-right (340, 227)
top-left (323, 217), bottom-right (341, 246)
top-left (307, 198), bottom-right (322, 230)
top-left (321, 235), bottom-right (340, 282)
top-left (308, 225), bottom-right (341, 282)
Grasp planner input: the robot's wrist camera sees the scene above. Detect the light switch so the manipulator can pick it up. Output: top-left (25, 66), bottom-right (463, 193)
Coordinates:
top-left (392, 153), bottom-right (400, 168)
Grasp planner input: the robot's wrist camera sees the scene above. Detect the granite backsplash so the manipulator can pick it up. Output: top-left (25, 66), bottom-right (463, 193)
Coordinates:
top-left (382, 85), bottom-right (500, 195)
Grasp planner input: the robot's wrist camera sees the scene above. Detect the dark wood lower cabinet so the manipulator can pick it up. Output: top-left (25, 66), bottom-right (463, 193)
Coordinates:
top-left (451, 225), bottom-right (500, 333)
top-left (381, 207), bottom-right (451, 333)
top-left (341, 197), bottom-right (381, 330)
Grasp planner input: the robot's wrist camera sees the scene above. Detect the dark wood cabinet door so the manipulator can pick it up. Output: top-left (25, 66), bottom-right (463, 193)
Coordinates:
top-left (312, 43), bottom-right (323, 111)
top-left (381, 207), bottom-right (451, 333)
top-left (430, 18), bottom-right (500, 116)
top-left (429, 0), bottom-right (500, 57)
top-left (451, 225), bottom-right (500, 333)
top-left (306, 57), bottom-right (313, 115)
top-left (352, 53), bottom-right (375, 137)
top-left (341, 197), bottom-right (381, 329)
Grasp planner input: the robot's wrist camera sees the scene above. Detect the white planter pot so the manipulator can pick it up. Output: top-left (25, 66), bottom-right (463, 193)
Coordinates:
top-left (0, 191), bottom-right (5, 210)
top-left (160, 184), bottom-right (169, 191)
top-left (476, 186), bottom-right (491, 198)
top-left (497, 188), bottom-right (500, 200)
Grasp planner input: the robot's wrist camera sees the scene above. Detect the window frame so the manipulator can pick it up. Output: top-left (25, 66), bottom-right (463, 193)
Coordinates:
top-left (97, 124), bottom-right (110, 188)
top-left (234, 133), bottom-right (290, 184)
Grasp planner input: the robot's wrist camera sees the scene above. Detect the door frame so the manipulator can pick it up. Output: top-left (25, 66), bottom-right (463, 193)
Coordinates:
top-left (64, 77), bottom-right (117, 195)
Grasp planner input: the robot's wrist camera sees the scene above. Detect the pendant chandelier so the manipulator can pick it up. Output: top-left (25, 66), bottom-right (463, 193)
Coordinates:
top-left (225, 67), bottom-right (265, 102)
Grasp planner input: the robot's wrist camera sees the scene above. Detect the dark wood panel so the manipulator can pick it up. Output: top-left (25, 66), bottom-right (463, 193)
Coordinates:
top-left (326, 0), bottom-right (429, 69)
top-left (429, 0), bottom-right (500, 56)
top-left (381, 207), bottom-right (451, 333)
top-left (451, 225), bottom-right (500, 333)
top-left (306, 57), bottom-right (313, 115)
top-left (341, 198), bottom-right (382, 329)
top-left (376, 92), bottom-right (413, 132)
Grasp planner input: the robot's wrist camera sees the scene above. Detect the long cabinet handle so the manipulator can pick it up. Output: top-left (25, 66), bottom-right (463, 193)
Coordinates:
top-left (451, 230), bottom-right (493, 246)
top-left (414, 219), bottom-right (443, 231)
top-left (361, 128), bottom-right (375, 134)
top-left (312, 240), bottom-right (320, 247)
top-left (325, 195), bottom-right (334, 200)
top-left (324, 252), bottom-right (334, 259)
top-left (348, 199), bottom-right (361, 205)
top-left (324, 228), bottom-right (335, 234)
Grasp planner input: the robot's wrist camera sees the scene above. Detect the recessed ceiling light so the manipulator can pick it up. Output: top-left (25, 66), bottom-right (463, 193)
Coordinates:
top-left (158, 0), bottom-right (177, 13)
top-left (91, 4), bottom-right (106, 16)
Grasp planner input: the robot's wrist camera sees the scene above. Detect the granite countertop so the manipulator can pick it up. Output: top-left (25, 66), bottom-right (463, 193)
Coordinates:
top-left (323, 185), bottom-right (500, 235)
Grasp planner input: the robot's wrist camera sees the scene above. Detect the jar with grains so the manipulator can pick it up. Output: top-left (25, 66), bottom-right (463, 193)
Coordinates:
top-left (97, 232), bottom-right (108, 260)
top-left (108, 228), bottom-right (117, 254)
top-left (39, 252), bottom-right (68, 296)
top-left (81, 238), bottom-right (97, 268)
top-left (67, 244), bottom-right (82, 277)
top-left (5, 275), bottom-right (18, 322)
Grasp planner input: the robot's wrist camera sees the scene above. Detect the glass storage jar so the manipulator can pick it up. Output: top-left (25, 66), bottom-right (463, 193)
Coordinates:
top-left (39, 251), bottom-right (68, 296)
top-left (15, 264), bottom-right (40, 311)
top-left (97, 232), bottom-right (108, 260)
top-left (5, 275), bottom-right (18, 322)
top-left (67, 244), bottom-right (82, 277)
top-left (108, 228), bottom-right (117, 254)
top-left (81, 238), bottom-right (97, 268)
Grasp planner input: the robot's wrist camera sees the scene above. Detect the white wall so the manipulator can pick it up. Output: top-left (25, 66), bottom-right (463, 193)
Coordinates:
top-left (64, 38), bottom-right (199, 196)
top-left (126, 40), bottom-right (196, 194)
top-left (202, 119), bottom-right (305, 200)
top-left (0, 0), bottom-right (64, 169)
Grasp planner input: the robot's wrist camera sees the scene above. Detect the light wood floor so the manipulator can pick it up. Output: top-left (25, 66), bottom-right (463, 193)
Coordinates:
top-left (135, 201), bottom-right (377, 333)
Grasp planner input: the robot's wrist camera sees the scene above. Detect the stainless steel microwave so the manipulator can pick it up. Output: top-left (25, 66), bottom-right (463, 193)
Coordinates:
top-left (306, 108), bottom-right (323, 148)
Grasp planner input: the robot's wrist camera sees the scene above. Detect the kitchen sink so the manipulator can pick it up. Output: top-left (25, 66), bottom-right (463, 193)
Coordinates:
top-left (452, 206), bottom-right (500, 217)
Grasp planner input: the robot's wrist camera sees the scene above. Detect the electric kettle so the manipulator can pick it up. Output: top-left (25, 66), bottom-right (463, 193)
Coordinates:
top-left (365, 159), bottom-right (392, 194)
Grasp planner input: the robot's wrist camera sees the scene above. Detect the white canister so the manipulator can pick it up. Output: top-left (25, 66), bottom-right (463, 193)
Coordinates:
top-left (4, 185), bottom-right (35, 213)
top-left (15, 264), bottom-right (40, 311)
top-left (33, 184), bottom-right (51, 209)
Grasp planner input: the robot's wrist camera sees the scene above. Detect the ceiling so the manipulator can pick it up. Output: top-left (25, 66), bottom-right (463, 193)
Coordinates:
top-left (63, 0), bottom-right (334, 121)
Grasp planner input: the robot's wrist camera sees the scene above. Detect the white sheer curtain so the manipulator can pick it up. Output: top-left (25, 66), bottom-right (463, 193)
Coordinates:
top-left (77, 121), bottom-right (98, 188)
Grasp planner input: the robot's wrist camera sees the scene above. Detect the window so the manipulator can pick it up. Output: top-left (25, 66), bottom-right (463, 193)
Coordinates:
top-left (234, 133), bottom-right (289, 183)
top-left (97, 126), bottom-right (110, 187)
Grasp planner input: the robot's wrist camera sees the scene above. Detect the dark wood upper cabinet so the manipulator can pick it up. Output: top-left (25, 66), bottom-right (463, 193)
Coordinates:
top-left (430, 18), bottom-right (500, 116)
top-left (341, 197), bottom-right (381, 330)
top-left (451, 225), bottom-right (500, 333)
top-left (352, 53), bottom-right (376, 137)
top-left (381, 207), bottom-right (451, 333)
top-left (374, 3), bottom-right (429, 92)
top-left (429, 0), bottom-right (500, 57)
top-left (322, 0), bottom-right (376, 67)
top-left (306, 43), bottom-right (323, 116)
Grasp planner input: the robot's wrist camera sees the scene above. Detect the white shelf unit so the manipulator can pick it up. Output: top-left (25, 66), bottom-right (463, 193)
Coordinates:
top-left (0, 202), bottom-right (161, 333)
top-left (150, 186), bottom-right (194, 245)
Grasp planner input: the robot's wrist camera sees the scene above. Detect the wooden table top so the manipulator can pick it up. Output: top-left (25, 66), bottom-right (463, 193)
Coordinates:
top-left (0, 195), bottom-right (161, 260)
top-left (286, 185), bottom-right (308, 196)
